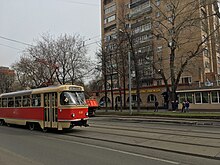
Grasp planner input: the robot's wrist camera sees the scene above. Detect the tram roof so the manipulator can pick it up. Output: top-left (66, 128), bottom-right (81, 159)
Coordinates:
top-left (0, 85), bottom-right (84, 98)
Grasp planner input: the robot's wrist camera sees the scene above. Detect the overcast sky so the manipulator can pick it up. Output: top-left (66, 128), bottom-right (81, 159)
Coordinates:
top-left (0, 0), bottom-right (101, 67)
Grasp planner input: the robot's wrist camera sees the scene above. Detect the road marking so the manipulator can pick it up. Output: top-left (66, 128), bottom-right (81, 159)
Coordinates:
top-left (43, 135), bottom-right (180, 165)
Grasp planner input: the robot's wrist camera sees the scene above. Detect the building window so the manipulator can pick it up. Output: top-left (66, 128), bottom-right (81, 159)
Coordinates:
top-left (104, 0), bottom-right (113, 5)
top-left (155, 0), bottom-right (160, 6)
top-left (133, 23), bottom-right (151, 34)
top-left (147, 94), bottom-right (157, 103)
top-left (104, 15), bottom-right (116, 24)
top-left (130, 1), bottom-right (151, 15)
top-left (195, 92), bottom-right (209, 104)
top-left (157, 80), bottom-right (162, 86)
top-left (186, 93), bottom-right (193, 103)
top-left (168, 16), bottom-right (174, 23)
top-left (204, 61), bottom-right (210, 68)
top-left (195, 92), bottom-right (202, 103)
top-left (181, 76), bottom-right (192, 84)
top-left (104, 5), bottom-right (116, 15)
top-left (157, 46), bottom-right (162, 52)
top-left (211, 91), bottom-right (219, 103)
top-left (202, 92), bottom-right (209, 103)
top-left (156, 11), bottom-right (161, 18)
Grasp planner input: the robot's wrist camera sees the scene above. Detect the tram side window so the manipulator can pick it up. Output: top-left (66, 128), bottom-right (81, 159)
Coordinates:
top-left (0, 98), bottom-right (1, 107)
top-left (32, 94), bottom-right (41, 107)
top-left (23, 95), bottom-right (31, 107)
top-left (2, 98), bottom-right (7, 107)
top-left (8, 97), bottom-right (14, 107)
top-left (15, 96), bottom-right (22, 107)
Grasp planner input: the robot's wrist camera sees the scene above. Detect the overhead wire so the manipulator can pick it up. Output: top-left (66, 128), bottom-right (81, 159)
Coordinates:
top-left (0, 43), bottom-right (22, 51)
top-left (0, 35), bottom-right (33, 47)
top-left (0, 34), bottom-right (101, 51)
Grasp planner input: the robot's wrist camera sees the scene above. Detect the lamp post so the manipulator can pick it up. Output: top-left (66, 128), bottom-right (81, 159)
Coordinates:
top-left (128, 51), bottom-right (132, 115)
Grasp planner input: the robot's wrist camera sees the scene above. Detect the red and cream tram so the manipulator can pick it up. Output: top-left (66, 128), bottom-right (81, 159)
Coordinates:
top-left (0, 85), bottom-right (89, 131)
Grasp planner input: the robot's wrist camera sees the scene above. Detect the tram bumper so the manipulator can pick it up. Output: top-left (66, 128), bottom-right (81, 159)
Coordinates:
top-left (71, 119), bottom-right (89, 127)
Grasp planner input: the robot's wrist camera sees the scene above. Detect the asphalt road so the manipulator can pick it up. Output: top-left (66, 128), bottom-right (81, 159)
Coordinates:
top-left (0, 117), bottom-right (220, 165)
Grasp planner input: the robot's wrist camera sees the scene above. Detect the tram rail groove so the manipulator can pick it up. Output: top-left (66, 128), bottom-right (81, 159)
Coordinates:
top-left (59, 132), bottom-right (220, 161)
top-left (114, 117), bottom-right (220, 127)
top-left (90, 124), bottom-right (220, 140)
top-left (78, 128), bottom-right (220, 148)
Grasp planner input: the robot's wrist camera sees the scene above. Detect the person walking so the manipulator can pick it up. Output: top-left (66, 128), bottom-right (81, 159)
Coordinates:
top-left (181, 101), bottom-right (185, 113)
top-left (154, 100), bottom-right (159, 112)
top-left (185, 100), bottom-right (190, 112)
top-left (115, 103), bottom-right (118, 111)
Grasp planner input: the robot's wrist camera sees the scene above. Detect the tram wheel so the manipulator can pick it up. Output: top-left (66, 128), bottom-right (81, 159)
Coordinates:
top-left (28, 123), bottom-right (35, 131)
top-left (0, 120), bottom-right (4, 126)
top-left (42, 128), bottom-right (48, 133)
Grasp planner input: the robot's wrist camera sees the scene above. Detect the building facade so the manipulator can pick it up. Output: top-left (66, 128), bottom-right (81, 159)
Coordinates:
top-left (0, 66), bottom-right (15, 93)
top-left (96, 0), bottom-right (220, 109)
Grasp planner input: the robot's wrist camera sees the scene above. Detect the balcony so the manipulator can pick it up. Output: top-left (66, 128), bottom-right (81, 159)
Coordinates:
top-left (130, 0), bottom-right (150, 9)
top-left (130, 6), bottom-right (152, 20)
top-left (131, 17), bottom-right (151, 29)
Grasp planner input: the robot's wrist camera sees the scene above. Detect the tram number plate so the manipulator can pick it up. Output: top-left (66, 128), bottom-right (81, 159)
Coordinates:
top-left (79, 111), bottom-right (83, 114)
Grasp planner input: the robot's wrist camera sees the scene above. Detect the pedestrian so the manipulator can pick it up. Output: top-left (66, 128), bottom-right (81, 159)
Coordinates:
top-left (181, 101), bottom-right (185, 113)
top-left (185, 100), bottom-right (190, 112)
top-left (154, 100), bottom-right (159, 112)
top-left (171, 100), bottom-right (175, 110)
top-left (175, 100), bottom-right (179, 110)
top-left (115, 103), bottom-right (118, 111)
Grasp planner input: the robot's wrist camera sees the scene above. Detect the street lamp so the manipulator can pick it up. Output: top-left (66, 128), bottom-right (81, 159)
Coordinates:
top-left (128, 51), bottom-right (132, 115)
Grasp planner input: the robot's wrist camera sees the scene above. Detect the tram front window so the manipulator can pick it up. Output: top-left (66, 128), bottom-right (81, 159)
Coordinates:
top-left (60, 91), bottom-right (86, 105)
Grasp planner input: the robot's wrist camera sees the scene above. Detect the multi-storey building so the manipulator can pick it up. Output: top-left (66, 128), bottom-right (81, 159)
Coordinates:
top-left (97, 0), bottom-right (220, 109)
top-left (0, 66), bottom-right (15, 93)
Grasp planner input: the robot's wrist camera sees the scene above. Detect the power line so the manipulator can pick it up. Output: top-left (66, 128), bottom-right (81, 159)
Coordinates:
top-left (0, 34), bottom-right (101, 47)
top-left (0, 34), bottom-right (101, 51)
top-left (0, 43), bottom-right (22, 51)
top-left (0, 35), bottom-right (32, 46)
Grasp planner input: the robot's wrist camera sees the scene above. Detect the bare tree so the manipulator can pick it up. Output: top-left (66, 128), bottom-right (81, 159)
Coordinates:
top-left (151, 0), bottom-right (220, 108)
top-left (13, 33), bottom-right (93, 89)
top-left (55, 34), bottom-right (90, 84)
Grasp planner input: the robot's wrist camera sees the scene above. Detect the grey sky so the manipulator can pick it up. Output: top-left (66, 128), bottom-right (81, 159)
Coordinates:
top-left (0, 0), bottom-right (101, 67)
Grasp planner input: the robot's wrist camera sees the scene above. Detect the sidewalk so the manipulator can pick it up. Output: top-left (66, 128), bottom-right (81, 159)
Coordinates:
top-left (95, 109), bottom-right (220, 126)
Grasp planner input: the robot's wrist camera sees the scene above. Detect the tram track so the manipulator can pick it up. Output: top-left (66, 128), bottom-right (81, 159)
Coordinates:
top-left (57, 129), bottom-right (220, 161)
top-left (89, 122), bottom-right (220, 140)
top-left (67, 127), bottom-right (220, 148)
top-left (58, 121), bottom-right (220, 160)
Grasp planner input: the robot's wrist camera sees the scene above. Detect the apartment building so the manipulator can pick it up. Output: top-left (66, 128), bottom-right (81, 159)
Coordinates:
top-left (0, 66), bottom-right (15, 93)
top-left (98, 0), bottom-right (220, 108)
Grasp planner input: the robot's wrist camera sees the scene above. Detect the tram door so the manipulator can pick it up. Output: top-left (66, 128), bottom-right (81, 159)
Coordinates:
top-left (44, 93), bottom-right (58, 128)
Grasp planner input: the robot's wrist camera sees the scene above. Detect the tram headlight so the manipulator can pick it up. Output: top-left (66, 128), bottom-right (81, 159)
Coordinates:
top-left (86, 112), bottom-right (89, 117)
top-left (71, 113), bottom-right (75, 118)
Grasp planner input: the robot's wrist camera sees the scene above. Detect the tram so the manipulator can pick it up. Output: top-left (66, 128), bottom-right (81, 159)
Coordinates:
top-left (0, 85), bottom-right (89, 131)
